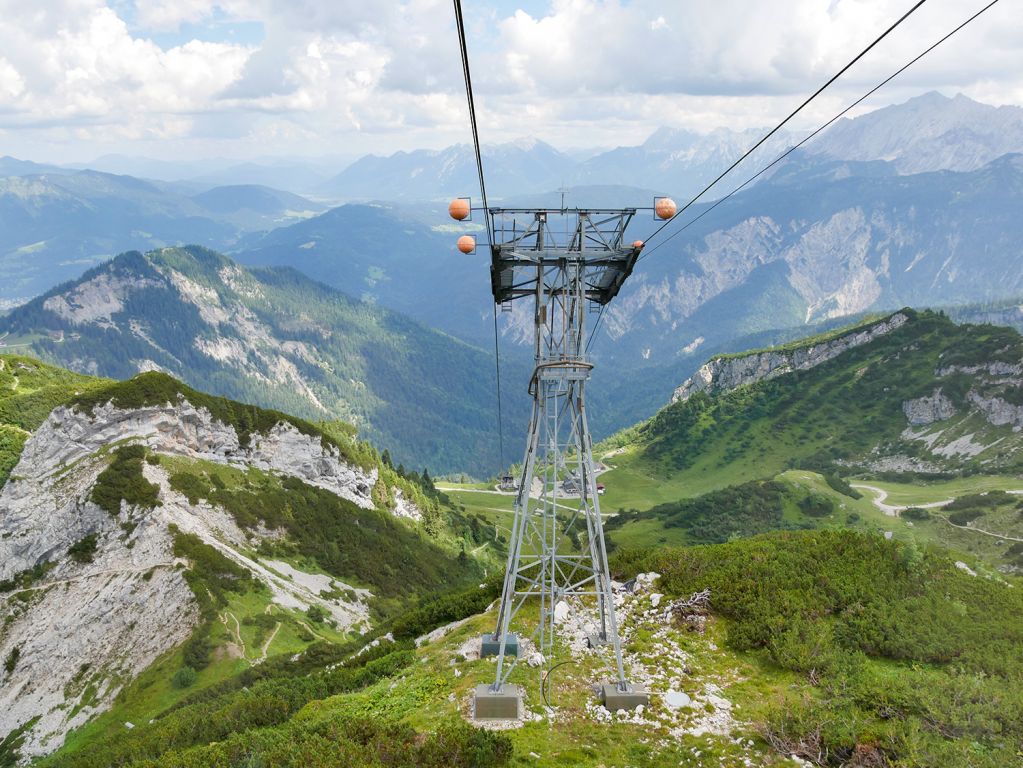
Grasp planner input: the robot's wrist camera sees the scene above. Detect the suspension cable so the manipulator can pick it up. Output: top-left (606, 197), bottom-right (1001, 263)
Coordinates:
top-left (642, 0), bottom-right (928, 248)
top-left (639, 0), bottom-right (1002, 264)
top-left (453, 0), bottom-right (504, 468)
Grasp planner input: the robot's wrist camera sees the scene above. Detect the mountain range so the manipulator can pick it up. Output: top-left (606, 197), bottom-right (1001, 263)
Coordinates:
top-left (0, 170), bottom-right (323, 304)
top-left (0, 247), bottom-right (519, 475)
top-left (3, 91), bottom-right (1023, 468)
top-left (316, 92), bottom-right (1023, 201)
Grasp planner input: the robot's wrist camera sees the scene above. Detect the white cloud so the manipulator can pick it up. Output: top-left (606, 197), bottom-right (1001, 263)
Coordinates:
top-left (132, 0), bottom-right (215, 32)
top-left (0, 0), bottom-right (1021, 162)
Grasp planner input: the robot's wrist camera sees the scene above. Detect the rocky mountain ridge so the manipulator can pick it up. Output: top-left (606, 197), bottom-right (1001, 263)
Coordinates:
top-left (807, 91), bottom-right (1023, 174)
top-left (631, 312), bottom-right (1023, 483)
top-left (671, 312), bottom-right (909, 403)
top-left (601, 151), bottom-right (1023, 367)
top-left (0, 246), bottom-right (514, 474)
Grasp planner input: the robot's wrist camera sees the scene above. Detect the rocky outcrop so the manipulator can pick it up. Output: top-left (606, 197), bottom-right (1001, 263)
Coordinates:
top-left (0, 396), bottom-right (403, 760)
top-left (968, 392), bottom-right (1023, 430)
top-left (27, 399), bottom-right (378, 512)
top-left (903, 389), bottom-right (957, 426)
top-left (671, 313), bottom-right (908, 403)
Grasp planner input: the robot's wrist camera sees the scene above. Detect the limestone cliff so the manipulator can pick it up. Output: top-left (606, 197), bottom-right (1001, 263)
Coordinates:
top-left (671, 313), bottom-right (909, 403)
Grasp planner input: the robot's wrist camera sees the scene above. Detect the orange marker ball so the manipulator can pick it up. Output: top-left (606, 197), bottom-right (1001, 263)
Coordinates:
top-left (457, 235), bottom-right (476, 254)
top-left (449, 198), bottom-right (470, 221)
top-left (655, 197), bottom-right (677, 219)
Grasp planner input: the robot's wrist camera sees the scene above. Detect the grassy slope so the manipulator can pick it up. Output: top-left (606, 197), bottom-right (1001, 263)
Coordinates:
top-left (41, 530), bottom-right (1023, 768)
top-left (596, 311), bottom-right (1023, 511)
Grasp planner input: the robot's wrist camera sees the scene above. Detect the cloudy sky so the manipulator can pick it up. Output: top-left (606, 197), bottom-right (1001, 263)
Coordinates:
top-left (0, 0), bottom-right (1019, 165)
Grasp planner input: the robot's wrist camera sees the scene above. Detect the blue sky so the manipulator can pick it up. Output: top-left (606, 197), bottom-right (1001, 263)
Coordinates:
top-left (0, 0), bottom-right (1019, 164)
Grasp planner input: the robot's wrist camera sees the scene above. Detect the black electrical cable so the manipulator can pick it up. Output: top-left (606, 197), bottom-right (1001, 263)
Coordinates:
top-left (643, 0), bottom-right (928, 248)
top-left (541, 660), bottom-right (577, 708)
top-left (639, 0), bottom-right (1002, 264)
top-left (453, 0), bottom-right (505, 467)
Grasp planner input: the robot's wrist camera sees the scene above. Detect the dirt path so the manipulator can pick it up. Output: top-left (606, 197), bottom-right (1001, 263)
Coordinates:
top-left (257, 622), bottom-right (282, 662)
top-left (0, 563), bottom-right (176, 599)
top-left (296, 619), bottom-right (327, 642)
top-left (939, 516), bottom-right (1023, 544)
top-left (852, 484), bottom-right (1023, 543)
top-left (219, 610), bottom-right (245, 657)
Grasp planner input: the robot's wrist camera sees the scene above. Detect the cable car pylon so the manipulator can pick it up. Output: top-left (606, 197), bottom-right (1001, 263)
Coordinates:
top-left (450, 199), bottom-right (674, 718)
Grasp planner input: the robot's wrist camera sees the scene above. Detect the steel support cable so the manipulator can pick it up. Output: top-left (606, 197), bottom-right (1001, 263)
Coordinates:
top-left (638, 0), bottom-right (1002, 264)
top-left (641, 0), bottom-right (928, 249)
top-left (453, 0), bottom-right (505, 467)
top-left (584, 305), bottom-right (606, 355)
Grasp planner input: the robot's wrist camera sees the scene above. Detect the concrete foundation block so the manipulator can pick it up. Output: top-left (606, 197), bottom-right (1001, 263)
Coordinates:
top-left (480, 632), bottom-right (519, 658)
top-left (586, 633), bottom-right (608, 649)
top-left (601, 682), bottom-right (649, 711)
top-left (474, 683), bottom-right (522, 719)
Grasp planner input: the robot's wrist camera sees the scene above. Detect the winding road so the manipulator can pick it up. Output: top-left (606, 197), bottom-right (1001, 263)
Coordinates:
top-left (850, 484), bottom-right (954, 517)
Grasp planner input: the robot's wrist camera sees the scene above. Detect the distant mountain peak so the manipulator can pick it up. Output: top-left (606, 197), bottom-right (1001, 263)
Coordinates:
top-left (809, 91), bottom-right (1023, 174)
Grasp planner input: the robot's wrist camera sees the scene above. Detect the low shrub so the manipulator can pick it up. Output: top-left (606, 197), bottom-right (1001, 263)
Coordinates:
top-left (67, 533), bottom-right (100, 564)
top-left (91, 445), bottom-right (160, 516)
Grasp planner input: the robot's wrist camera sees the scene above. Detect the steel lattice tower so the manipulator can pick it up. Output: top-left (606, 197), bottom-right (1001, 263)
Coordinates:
top-left (473, 207), bottom-right (650, 715)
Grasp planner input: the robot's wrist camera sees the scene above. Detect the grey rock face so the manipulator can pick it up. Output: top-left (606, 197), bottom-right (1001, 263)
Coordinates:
top-left (671, 313), bottom-right (908, 404)
top-left (968, 392), bottom-right (1023, 430)
top-left (0, 397), bottom-right (413, 760)
top-left (903, 390), bottom-right (957, 426)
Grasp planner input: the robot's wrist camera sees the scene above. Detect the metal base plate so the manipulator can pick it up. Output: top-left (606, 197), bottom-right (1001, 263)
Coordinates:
top-left (474, 683), bottom-right (522, 720)
top-left (601, 682), bottom-right (649, 711)
top-left (480, 632), bottom-right (519, 658)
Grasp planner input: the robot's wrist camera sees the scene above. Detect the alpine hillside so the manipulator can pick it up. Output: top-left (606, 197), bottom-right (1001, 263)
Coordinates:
top-left (0, 358), bottom-right (479, 761)
top-left (0, 247), bottom-right (518, 475)
top-left (599, 310), bottom-right (1022, 504)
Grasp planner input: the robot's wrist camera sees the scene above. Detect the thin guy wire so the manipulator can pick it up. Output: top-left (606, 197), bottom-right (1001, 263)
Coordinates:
top-left (642, 0), bottom-right (928, 247)
top-left (453, 0), bottom-right (504, 467)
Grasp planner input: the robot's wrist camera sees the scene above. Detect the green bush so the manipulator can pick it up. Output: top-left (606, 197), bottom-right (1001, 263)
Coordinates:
top-left (91, 445), bottom-right (160, 516)
top-left (797, 493), bottom-right (835, 518)
top-left (902, 507), bottom-right (930, 520)
top-left (4, 646), bottom-right (20, 674)
top-left (305, 605), bottom-right (328, 624)
top-left (67, 533), bottom-right (100, 564)
top-left (824, 473), bottom-right (863, 499)
top-left (171, 667), bottom-right (197, 689)
top-left (948, 509), bottom-right (984, 525)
